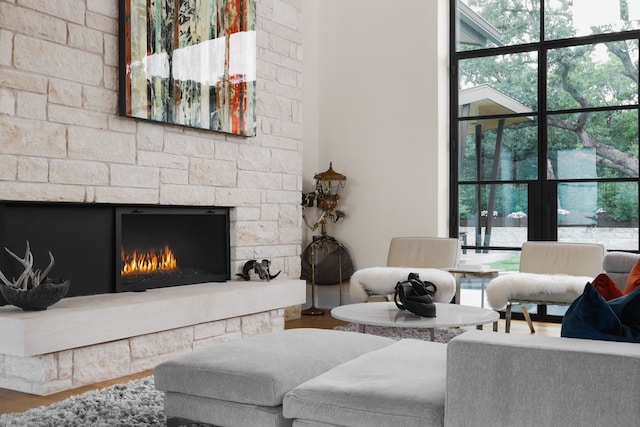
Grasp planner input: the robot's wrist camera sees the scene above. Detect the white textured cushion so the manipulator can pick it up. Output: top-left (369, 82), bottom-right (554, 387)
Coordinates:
top-left (486, 272), bottom-right (592, 310)
top-left (155, 329), bottom-right (394, 407)
top-left (283, 339), bottom-right (447, 427)
top-left (349, 266), bottom-right (456, 303)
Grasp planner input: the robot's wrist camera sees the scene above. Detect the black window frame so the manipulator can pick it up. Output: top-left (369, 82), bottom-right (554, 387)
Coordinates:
top-left (449, 0), bottom-right (640, 323)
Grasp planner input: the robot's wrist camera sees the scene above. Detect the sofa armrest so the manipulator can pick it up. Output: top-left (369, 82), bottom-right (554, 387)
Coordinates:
top-left (445, 330), bottom-right (640, 427)
top-left (603, 251), bottom-right (640, 290)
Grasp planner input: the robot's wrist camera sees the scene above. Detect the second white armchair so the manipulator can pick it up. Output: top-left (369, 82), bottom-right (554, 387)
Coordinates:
top-left (349, 237), bottom-right (460, 303)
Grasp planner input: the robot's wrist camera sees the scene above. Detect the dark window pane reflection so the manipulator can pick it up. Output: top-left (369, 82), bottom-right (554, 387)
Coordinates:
top-left (459, 118), bottom-right (538, 182)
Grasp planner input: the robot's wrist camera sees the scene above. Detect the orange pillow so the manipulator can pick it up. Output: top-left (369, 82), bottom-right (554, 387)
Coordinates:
top-left (592, 273), bottom-right (623, 301)
top-left (624, 258), bottom-right (640, 294)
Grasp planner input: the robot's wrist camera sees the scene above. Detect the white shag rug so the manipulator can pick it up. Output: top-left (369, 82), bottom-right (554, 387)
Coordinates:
top-left (0, 376), bottom-right (209, 427)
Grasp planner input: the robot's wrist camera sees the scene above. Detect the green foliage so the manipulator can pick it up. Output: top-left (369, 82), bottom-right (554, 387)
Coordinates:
top-left (612, 183), bottom-right (639, 222)
top-left (597, 182), bottom-right (638, 222)
top-left (460, 0), bottom-right (638, 162)
top-left (598, 182), bottom-right (618, 211)
top-left (459, 202), bottom-right (472, 220)
top-left (488, 254), bottom-right (521, 272)
top-left (457, 0), bottom-right (639, 229)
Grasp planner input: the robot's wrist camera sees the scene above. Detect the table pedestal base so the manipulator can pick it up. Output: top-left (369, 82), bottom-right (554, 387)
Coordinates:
top-left (302, 305), bottom-right (325, 316)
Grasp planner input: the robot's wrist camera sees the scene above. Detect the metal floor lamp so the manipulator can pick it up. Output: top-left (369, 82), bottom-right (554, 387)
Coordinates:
top-left (301, 163), bottom-right (348, 315)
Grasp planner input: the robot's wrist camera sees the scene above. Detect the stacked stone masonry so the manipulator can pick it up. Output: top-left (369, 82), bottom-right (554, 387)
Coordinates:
top-left (0, 310), bottom-right (285, 396)
top-left (0, 279), bottom-right (306, 395)
top-left (0, 0), bottom-right (305, 279)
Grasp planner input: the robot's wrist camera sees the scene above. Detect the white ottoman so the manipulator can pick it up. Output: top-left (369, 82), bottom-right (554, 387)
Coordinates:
top-left (154, 328), bottom-right (395, 427)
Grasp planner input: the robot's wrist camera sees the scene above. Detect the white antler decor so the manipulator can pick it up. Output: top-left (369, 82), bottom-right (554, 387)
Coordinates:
top-left (0, 241), bottom-right (55, 291)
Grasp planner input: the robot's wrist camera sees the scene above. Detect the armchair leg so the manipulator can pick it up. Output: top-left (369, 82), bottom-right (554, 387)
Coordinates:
top-left (520, 304), bottom-right (536, 334)
top-left (505, 303), bottom-right (512, 333)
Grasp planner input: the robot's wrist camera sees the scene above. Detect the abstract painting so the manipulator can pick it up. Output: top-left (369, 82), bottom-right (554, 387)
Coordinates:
top-left (119, 0), bottom-right (257, 136)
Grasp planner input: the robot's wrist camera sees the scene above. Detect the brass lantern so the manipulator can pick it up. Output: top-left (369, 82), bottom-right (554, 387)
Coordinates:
top-left (314, 162), bottom-right (346, 215)
top-left (302, 162), bottom-right (347, 236)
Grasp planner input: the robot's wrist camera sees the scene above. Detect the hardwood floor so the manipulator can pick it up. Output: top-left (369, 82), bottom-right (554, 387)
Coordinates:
top-left (0, 310), bottom-right (561, 415)
top-left (0, 369), bottom-right (155, 415)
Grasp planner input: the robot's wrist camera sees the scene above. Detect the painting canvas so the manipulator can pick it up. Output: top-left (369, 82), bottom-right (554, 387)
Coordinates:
top-left (120, 0), bottom-right (257, 136)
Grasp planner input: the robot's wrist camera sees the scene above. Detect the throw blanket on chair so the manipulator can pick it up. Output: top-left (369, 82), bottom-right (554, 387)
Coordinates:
top-left (486, 273), bottom-right (593, 310)
top-left (349, 267), bottom-right (456, 303)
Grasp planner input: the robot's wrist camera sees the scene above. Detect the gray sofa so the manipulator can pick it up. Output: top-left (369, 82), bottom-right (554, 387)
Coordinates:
top-left (156, 328), bottom-right (640, 427)
top-left (603, 250), bottom-right (640, 291)
top-left (156, 251), bottom-right (640, 427)
top-left (446, 330), bottom-right (640, 427)
top-left (284, 330), bottom-right (640, 427)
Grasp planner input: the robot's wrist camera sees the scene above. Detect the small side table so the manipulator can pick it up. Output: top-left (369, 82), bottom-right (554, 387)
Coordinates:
top-left (331, 302), bottom-right (500, 339)
top-left (444, 267), bottom-right (501, 305)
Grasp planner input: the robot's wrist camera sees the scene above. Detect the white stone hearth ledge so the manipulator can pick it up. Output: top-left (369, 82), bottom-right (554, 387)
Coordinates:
top-left (0, 279), bottom-right (305, 357)
top-left (0, 279), bottom-right (305, 395)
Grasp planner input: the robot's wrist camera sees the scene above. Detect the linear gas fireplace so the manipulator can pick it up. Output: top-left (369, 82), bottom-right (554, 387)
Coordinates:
top-left (0, 202), bottom-right (230, 305)
top-left (115, 207), bottom-right (230, 292)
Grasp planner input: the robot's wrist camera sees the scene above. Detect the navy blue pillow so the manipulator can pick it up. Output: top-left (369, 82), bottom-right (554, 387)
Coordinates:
top-left (561, 282), bottom-right (640, 343)
top-left (609, 284), bottom-right (640, 332)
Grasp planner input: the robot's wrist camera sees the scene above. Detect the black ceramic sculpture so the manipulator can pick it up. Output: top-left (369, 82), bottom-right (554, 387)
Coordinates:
top-left (236, 259), bottom-right (281, 281)
top-left (0, 241), bottom-right (70, 311)
top-left (0, 279), bottom-right (70, 311)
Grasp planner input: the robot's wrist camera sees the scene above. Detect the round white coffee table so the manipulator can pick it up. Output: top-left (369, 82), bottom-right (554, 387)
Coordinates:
top-left (331, 302), bottom-right (499, 340)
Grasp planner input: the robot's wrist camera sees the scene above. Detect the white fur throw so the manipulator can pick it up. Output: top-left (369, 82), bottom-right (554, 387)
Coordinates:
top-left (485, 272), bottom-right (593, 310)
top-left (349, 266), bottom-right (456, 303)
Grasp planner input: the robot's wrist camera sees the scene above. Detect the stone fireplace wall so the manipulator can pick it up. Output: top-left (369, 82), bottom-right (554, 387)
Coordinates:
top-left (0, 0), bottom-right (303, 282)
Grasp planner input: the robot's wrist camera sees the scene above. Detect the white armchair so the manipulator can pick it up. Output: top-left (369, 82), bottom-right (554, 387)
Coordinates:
top-left (349, 237), bottom-right (460, 303)
top-left (486, 241), bottom-right (605, 333)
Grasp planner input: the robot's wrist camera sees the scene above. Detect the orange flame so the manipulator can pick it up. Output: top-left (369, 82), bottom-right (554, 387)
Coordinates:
top-left (121, 245), bottom-right (177, 276)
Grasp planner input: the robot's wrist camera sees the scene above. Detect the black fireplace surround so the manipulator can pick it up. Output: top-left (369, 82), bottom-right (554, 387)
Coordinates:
top-left (0, 202), bottom-right (230, 305)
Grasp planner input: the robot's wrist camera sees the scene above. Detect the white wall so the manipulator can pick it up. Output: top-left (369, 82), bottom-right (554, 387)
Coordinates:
top-left (302, 0), bottom-right (320, 197)
top-left (303, 0), bottom-right (450, 270)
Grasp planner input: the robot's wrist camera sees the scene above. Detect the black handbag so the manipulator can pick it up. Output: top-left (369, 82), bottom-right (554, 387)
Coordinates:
top-left (394, 273), bottom-right (437, 318)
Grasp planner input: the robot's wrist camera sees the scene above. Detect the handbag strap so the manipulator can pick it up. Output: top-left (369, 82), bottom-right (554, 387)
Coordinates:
top-left (407, 276), bottom-right (438, 296)
top-left (422, 280), bottom-right (437, 295)
top-left (394, 281), bottom-right (411, 310)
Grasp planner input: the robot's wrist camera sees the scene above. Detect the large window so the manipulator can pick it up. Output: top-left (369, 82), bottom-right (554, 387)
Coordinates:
top-left (451, 0), bottom-right (640, 318)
